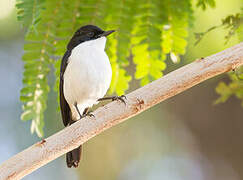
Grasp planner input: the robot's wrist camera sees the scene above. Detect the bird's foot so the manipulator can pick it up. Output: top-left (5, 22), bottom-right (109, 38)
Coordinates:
top-left (83, 111), bottom-right (95, 118)
top-left (82, 108), bottom-right (95, 118)
top-left (111, 95), bottom-right (127, 104)
top-left (98, 95), bottom-right (126, 104)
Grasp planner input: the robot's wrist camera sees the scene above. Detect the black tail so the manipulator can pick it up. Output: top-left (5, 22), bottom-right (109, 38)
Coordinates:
top-left (64, 117), bottom-right (82, 168)
top-left (66, 145), bottom-right (82, 168)
top-left (63, 117), bottom-right (82, 168)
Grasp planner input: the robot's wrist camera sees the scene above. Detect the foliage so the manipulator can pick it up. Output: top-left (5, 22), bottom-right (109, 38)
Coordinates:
top-left (16, 0), bottom-right (214, 137)
top-left (19, 0), bottom-right (67, 137)
top-left (16, 0), bottom-right (45, 30)
top-left (196, 0), bottom-right (216, 10)
top-left (215, 68), bottom-right (243, 107)
top-left (131, 0), bottom-right (192, 85)
top-left (195, 9), bottom-right (243, 45)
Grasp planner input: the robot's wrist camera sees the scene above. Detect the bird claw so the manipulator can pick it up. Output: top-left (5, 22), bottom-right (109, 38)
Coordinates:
top-left (83, 111), bottom-right (95, 118)
top-left (112, 95), bottom-right (126, 104)
top-left (87, 113), bottom-right (95, 118)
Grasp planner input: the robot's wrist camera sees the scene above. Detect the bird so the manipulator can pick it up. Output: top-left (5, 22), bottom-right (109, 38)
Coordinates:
top-left (59, 25), bottom-right (125, 168)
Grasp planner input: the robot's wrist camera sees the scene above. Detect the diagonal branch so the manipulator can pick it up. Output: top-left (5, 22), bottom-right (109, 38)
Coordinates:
top-left (0, 42), bottom-right (243, 180)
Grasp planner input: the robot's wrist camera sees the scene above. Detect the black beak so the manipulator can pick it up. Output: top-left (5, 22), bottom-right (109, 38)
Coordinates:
top-left (100, 30), bottom-right (115, 37)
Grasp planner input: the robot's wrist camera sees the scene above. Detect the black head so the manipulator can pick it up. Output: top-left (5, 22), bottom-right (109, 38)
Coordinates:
top-left (67, 25), bottom-right (115, 50)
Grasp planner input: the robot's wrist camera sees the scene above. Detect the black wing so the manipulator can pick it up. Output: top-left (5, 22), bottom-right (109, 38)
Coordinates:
top-left (60, 50), bottom-right (71, 127)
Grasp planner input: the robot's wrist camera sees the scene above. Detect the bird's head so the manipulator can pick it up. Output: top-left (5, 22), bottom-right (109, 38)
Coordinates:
top-left (67, 25), bottom-right (115, 50)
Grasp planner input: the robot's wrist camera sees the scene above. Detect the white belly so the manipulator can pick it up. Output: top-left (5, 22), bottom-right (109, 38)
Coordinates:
top-left (63, 37), bottom-right (112, 119)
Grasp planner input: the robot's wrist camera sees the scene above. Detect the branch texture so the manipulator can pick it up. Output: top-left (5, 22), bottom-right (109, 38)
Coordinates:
top-left (1, 42), bottom-right (243, 180)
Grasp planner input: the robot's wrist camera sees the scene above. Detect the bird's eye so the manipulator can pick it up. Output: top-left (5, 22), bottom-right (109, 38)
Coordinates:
top-left (87, 32), bottom-right (94, 37)
top-left (75, 31), bottom-right (82, 36)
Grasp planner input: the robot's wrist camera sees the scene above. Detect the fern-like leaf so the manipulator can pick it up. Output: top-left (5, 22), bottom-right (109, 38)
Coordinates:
top-left (161, 0), bottom-right (191, 63)
top-left (16, 0), bottom-right (45, 29)
top-left (104, 0), bottom-right (136, 95)
top-left (20, 0), bottom-right (65, 137)
top-left (131, 0), bottom-right (190, 86)
top-left (131, 0), bottom-right (166, 86)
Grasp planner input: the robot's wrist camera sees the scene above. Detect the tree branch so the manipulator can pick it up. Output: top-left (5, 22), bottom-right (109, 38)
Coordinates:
top-left (1, 43), bottom-right (243, 180)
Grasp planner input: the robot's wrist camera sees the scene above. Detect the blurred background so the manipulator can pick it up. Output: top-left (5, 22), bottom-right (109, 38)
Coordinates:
top-left (0, 0), bottom-right (242, 179)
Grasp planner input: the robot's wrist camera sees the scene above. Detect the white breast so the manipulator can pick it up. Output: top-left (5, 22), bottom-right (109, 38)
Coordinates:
top-left (63, 37), bottom-right (112, 119)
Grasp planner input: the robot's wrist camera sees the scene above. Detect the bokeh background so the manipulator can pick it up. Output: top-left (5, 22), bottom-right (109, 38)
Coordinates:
top-left (0, 0), bottom-right (242, 179)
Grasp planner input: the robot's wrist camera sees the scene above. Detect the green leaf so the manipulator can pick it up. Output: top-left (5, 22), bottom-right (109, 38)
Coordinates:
top-left (214, 82), bottom-right (232, 104)
top-left (107, 36), bottom-right (132, 95)
top-left (196, 0), bottom-right (216, 10)
top-left (20, 0), bottom-right (65, 137)
top-left (132, 0), bottom-right (190, 86)
top-left (16, 0), bottom-right (45, 28)
top-left (21, 109), bottom-right (35, 121)
top-left (215, 73), bottom-right (243, 106)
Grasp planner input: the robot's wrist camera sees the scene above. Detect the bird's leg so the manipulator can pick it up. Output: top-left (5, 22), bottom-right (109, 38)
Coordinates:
top-left (82, 107), bottom-right (95, 118)
top-left (98, 95), bottom-right (126, 104)
top-left (74, 102), bottom-right (82, 120)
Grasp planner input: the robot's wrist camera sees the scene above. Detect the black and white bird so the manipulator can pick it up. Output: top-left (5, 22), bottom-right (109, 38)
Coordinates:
top-left (59, 25), bottom-right (124, 168)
